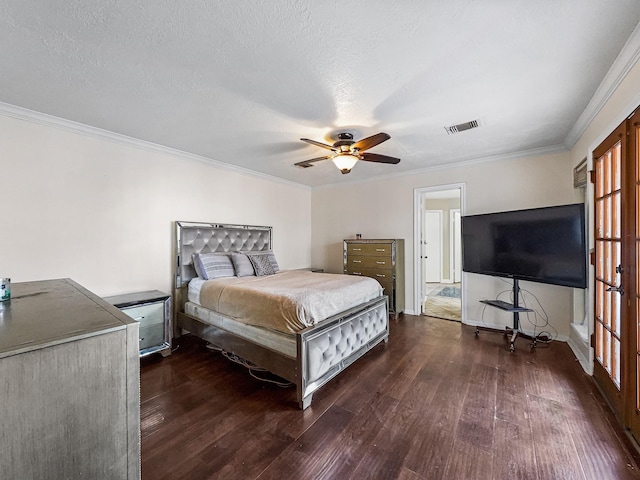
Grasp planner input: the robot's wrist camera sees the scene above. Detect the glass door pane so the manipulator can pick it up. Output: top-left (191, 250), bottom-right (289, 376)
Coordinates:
top-left (593, 129), bottom-right (625, 423)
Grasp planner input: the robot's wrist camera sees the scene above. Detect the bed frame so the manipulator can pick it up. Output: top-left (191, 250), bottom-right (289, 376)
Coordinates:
top-left (174, 221), bottom-right (390, 409)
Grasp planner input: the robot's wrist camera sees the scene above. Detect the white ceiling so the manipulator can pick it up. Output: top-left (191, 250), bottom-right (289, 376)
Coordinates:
top-left (2, 1), bottom-right (640, 187)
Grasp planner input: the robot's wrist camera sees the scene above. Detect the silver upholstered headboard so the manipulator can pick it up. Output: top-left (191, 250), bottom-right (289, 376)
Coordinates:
top-left (174, 221), bottom-right (272, 289)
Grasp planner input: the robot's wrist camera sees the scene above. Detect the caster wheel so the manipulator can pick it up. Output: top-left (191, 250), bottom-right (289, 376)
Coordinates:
top-left (509, 344), bottom-right (515, 353)
top-left (475, 329), bottom-right (479, 337)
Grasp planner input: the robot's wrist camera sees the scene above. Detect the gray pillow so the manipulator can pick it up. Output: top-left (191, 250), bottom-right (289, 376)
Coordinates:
top-left (247, 253), bottom-right (276, 276)
top-left (250, 251), bottom-right (280, 272)
top-left (230, 253), bottom-right (255, 277)
top-left (194, 252), bottom-right (235, 280)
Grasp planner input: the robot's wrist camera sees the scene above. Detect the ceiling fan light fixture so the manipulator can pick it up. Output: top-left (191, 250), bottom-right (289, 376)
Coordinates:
top-left (332, 153), bottom-right (358, 174)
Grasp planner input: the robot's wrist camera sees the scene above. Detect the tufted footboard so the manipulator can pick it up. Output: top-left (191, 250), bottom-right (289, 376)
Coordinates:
top-left (296, 296), bottom-right (389, 409)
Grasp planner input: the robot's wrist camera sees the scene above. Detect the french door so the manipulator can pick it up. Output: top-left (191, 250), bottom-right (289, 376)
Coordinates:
top-left (593, 108), bottom-right (640, 441)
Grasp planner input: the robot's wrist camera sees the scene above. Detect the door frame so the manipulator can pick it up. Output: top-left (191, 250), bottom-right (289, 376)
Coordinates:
top-left (450, 209), bottom-right (462, 283)
top-left (413, 183), bottom-right (466, 316)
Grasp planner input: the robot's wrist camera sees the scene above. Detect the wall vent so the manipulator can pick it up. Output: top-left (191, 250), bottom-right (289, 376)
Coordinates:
top-left (445, 119), bottom-right (481, 135)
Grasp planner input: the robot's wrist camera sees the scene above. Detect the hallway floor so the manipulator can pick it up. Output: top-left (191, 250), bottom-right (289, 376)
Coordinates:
top-left (424, 282), bottom-right (461, 321)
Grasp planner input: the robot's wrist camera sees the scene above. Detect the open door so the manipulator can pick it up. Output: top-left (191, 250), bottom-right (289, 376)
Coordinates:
top-left (424, 210), bottom-right (442, 283)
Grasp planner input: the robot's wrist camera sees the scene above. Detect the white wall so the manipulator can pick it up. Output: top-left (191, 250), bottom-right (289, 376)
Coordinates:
top-left (0, 115), bottom-right (312, 297)
top-left (311, 150), bottom-right (576, 338)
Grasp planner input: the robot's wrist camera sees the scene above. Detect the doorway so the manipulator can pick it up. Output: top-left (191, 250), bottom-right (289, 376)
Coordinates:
top-left (414, 185), bottom-right (464, 321)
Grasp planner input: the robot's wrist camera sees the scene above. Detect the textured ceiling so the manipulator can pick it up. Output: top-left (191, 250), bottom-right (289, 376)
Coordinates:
top-left (1, 1), bottom-right (640, 187)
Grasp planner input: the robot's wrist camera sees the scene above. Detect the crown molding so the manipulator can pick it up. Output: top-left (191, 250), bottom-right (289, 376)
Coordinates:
top-left (0, 102), bottom-right (310, 191)
top-left (564, 21), bottom-right (640, 148)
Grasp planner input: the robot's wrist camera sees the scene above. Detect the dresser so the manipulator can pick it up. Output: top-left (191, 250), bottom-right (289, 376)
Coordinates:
top-left (344, 239), bottom-right (404, 318)
top-left (0, 279), bottom-right (140, 480)
top-left (105, 290), bottom-right (172, 357)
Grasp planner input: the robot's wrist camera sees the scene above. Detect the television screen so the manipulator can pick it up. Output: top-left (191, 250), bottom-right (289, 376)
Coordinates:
top-left (461, 203), bottom-right (587, 288)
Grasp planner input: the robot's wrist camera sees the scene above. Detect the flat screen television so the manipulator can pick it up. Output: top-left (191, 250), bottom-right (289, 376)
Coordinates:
top-left (461, 203), bottom-right (587, 289)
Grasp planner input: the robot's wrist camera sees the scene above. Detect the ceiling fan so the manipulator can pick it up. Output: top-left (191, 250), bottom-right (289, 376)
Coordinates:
top-left (295, 132), bottom-right (401, 174)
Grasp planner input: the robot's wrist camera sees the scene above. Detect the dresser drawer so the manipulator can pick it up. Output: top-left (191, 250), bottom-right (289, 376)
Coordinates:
top-left (378, 281), bottom-right (393, 297)
top-left (346, 243), bottom-right (393, 257)
top-left (345, 255), bottom-right (393, 269)
top-left (120, 302), bottom-right (164, 328)
top-left (346, 267), bottom-right (393, 282)
top-left (347, 269), bottom-right (392, 295)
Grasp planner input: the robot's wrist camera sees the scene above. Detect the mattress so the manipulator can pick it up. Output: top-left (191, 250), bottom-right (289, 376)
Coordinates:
top-left (188, 269), bottom-right (383, 333)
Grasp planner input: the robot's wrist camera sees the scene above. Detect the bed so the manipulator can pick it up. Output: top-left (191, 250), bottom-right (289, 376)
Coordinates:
top-left (174, 221), bottom-right (390, 409)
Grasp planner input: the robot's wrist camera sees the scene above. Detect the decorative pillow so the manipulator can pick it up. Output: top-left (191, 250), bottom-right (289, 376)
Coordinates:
top-left (192, 253), bottom-right (205, 278)
top-left (194, 252), bottom-right (235, 280)
top-left (247, 253), bottom-right (276, 276)
top-left (230, 253), bottom-right (255, 277)
top-left (250, 251), bottom-right (280, 272)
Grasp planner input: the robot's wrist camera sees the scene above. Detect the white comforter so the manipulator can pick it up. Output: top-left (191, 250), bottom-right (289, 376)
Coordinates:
top-left (193, 270), bottom-right (383, 333)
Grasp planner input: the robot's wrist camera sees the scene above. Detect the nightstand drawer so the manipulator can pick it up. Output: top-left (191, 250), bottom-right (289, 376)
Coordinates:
top-left (120, 302), bottom-right (164, 328)
top-left (139, 323), bottom-right (165, 351)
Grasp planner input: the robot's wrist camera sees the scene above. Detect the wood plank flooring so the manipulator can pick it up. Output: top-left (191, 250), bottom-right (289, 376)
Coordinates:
top-left (140, 314), bottom-right (640, 479)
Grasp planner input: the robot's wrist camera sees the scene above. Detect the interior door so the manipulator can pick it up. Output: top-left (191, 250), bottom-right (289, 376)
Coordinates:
top-left (424, 211), bottom-right (442, 283)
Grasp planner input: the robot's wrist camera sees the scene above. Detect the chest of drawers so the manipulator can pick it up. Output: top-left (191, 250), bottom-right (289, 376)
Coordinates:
top-left (344, 239), bottom-right (404, 318)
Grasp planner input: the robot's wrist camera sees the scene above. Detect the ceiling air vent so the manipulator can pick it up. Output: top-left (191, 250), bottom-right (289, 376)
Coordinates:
top-left (445, 119), bottom-right (481, 135)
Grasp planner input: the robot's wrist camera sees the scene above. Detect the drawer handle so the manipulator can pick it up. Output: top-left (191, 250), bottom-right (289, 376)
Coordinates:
top-left (139, 337), bottom-right (145, 342)
top-left (353, 260), bottom-right (362, 263)
top-left (353, 248), bottom-right (362, 251)
top-left (353, 272), bottom-right (362, 275)
top-left (375, 248), bottom-right (386, 252)
top-left (376, 261), bottom-right (386, 264)
top-left (376, 274), bottom-right (386, 278)
top-left (133, 316), bottom-right (145, 321)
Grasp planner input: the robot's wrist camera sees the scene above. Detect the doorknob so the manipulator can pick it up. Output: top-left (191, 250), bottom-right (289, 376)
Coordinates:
top-left (606, 285), bottom-right (624, 295)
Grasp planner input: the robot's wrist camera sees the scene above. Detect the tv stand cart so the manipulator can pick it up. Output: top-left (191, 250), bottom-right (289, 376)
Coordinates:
top-left (477, 278), bottom-right (534, 352)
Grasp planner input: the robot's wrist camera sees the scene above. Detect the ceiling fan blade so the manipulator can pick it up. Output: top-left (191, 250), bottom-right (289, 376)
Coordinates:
top-left (360, 152), bottom-right (401, 164)
top-left (352, 132), bottom-right (391, 152)
top-left (300, 138), bottom-right (337, 151)
top-left (294, 156), bottom-right (331, 168)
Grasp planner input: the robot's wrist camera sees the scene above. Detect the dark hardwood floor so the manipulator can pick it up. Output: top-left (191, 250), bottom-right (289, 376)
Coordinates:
top-left (140, 314), bottom-right (640, 480)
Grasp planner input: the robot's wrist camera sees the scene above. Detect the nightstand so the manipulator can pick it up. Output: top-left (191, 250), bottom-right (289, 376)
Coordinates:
top-left (105, 290), bottom-right (172, 357)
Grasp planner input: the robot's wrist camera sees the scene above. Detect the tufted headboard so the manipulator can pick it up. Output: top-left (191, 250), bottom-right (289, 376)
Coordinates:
top-left (174, 221), bottom-right (273, 290)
